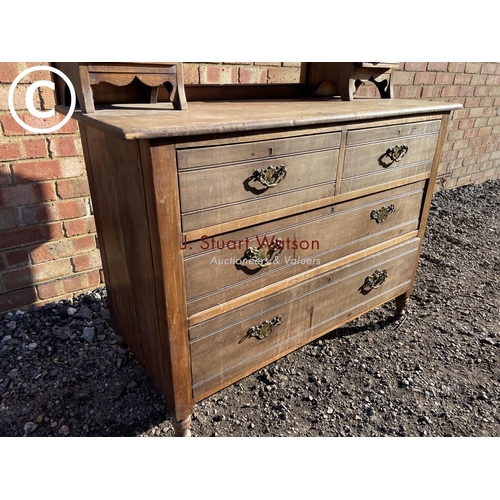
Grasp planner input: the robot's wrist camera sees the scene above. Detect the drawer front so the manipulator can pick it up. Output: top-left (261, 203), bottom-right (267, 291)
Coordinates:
top-left (342, 121), bottom-right (440, 193)
top-left (346, 120), bottom-right (441, 146)
top-left (177, 132), bottom-right (341, 169)
top-left (184, 181), bottom-right (425, 316)
top-left (190, 238), bottom-right (420, 399)
top-left (179, 149), bottom-right (339, 233)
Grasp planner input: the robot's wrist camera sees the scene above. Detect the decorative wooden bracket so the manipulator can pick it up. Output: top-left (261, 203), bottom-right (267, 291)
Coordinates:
top-left (52, 62), bottom-right (187, 112)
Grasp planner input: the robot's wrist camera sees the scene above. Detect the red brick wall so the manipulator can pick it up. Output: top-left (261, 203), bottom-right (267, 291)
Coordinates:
top-left (0, 63), bottom-right (102, 315)
top-left (1, 62), bottom-right (499, 315)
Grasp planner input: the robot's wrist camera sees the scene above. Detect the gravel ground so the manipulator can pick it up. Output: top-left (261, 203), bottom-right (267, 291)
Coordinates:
top-left (1, 179), bottom-right (499, 438)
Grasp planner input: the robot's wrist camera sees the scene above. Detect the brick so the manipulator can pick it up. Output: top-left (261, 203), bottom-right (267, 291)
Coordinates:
top-left (479, 97), bottom-right (495, 107)
top-left (37, 269), bottom-right (101, 300)
top-left (414, 72), bottom-right (436, 85)
top-left (20, 199), bottom-right (89, 225)
top-left (64, 216), bottom-right (96, 237)
top-left (0, 181), bottom-right (57, 207)
top-left (0, 63), bottom-right (20, 83)
top-left (30, 234), bottom-right (96, 264)
top-left (56, 178), bottom-right (90, 199)
top-left (0, 113), bottom-right (78, 136)
top-left (464, 97), bottom-right (482, 108)
top-left (396, 86), bottom-right (421, 99)
top-left (22, 138), bottom-right (48, 159)
top-left (441, 86), bottom-right (460, 98)
top-left (182, 64), bottom-right (199, 84)
top-left (199, 65), bottom-right (238, 84)
top-left (404, 63), bottom-right (427, 71)
top-left (0, 287), bottom-right (37, 315)
top-left (0, 164), bottom-right (12, 186)
top-left (470, 74), bottom-right (487, 86)
top-left (239, 67), bottom-right (267, 84)
top-left (420, 86), bottom-right (441, 99)
top-left (48, 136), bottom-right (82, 157)
top-left (71, 249), bottom-right (102, 272)
top-left (474, 86), bottom-right (488, 97)
top-left (453, 74), bottom-right (472, 85)
top-left (447, 129), bottom-right (464, 141)
top-left (12, 157), bottom-right (85, 183)
top-left (488, 86), bottom-right (500, 96)
top-left (3, 258), bottom-right (72, 290)
top-left (427, 62), bottom-right (448, 72)
top-left (0, 141), bottom-right (22, 161)
top-left (458, 119), bottom-right (475, 130)
top-left (0, 207), bottom-right (18, 231)
top-left (0, 222), bottom-right (63, 250)
top-left (485, 75), bottom-right (500, 86)
top-left (474, 117), bottom-right (488, 128)
top-left (393, 71), bottom-right (415, 85)
top-left (478, 127), bottom-right (493, 137)
top-left (5, 248), bottom-right (30, 268)
top-left (465, 63), bottom-right (482, 74)
top-left (267, 67), bottom-right (300, 84)
top-left (481, 63), bottom-right (498, 75)
top-left (435, 73), bottom-right (455, 85)
top-left (448, 63), bottom-right (466, 73)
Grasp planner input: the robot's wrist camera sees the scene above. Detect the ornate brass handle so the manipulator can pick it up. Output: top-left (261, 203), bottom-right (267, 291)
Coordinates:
top-left (371, 204), bottom-right (395, 223)
top-left (246, 315), bottom-right (282, 340)
top-left (244, 238), bottom-right (283, 268)
top-left (386, 144), bottom-right (409, 162)
top-left (253, 164), bottom-right (287, 188)
top-left (362, 269), bottom-right (388, 291)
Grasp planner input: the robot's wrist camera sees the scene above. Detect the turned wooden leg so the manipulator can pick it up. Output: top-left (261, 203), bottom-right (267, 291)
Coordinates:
top-left (392, 293), bottom-right (409, 321)
top-left (172, 415), bottom-right (192, 437)
top-left (115, 333), bottom-right (130, 368)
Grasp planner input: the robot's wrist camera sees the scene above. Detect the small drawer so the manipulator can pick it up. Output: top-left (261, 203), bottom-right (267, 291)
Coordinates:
top-left (346, 120), bottom-right (441, 146)
top-left (190, 238), bottom-right (420, 399)
top-left (179, 149), bottom-right (339, 232)
top-left (177, 132), bottom-right (341, 169)
top-left (184, 181), bottom-right (425, 316)
top-left (341, 120), bottom-right (441, 193)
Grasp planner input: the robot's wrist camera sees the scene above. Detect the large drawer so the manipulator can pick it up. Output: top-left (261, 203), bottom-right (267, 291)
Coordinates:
top-left (190, 238), bottom-right (420, 399)
top-left (184, 181), bottom-right (425, 316)
top-left (341, 119), bottom-right (441, 193)
top-left (178, 134), bottom-right (340, 232)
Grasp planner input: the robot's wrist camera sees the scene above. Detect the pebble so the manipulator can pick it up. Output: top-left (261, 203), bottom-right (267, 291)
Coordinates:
top-left (67, 307), bottom-right (77, 316)
top-left (82, 327), bottom-right (95, 343)
top-left (27, 343), bottom-right (38, 351)
top-left (59, 425), bottom-right (70, 436)
top-left (23, 422), bottom-right (37, 436)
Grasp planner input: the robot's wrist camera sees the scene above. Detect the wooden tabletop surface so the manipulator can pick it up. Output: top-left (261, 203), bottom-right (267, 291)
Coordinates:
top-left (58, 98), bottom-right (462, 140)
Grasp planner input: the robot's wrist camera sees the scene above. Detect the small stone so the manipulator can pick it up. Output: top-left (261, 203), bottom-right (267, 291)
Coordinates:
top-left (77, 306), bottom-right (93, 321)
top-left (27, 343), bottom-right (38, 351)
top-left (126, 380), bottom-right (138, 392)
top-left (67, 307), bottom-right (77, 316)
top-left (82, 327), bottom-right (95, 343)
top-left (23, 422), bottom-right (37, 436)
top-left (327, 407), bottom-right (334, 414)
top-left (59, 425), bottom-right (70, 436)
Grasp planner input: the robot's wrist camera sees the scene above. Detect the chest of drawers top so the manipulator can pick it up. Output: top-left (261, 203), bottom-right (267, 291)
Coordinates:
top-left (70, 98), bottom-right (461, 140)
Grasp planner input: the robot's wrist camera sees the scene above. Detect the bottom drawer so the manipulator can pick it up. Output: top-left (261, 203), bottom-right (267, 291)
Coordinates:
top-left (190, 238), bottom-right (420, 400)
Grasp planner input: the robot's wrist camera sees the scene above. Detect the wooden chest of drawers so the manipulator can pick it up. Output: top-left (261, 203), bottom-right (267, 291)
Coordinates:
top-left (73, 98), bottom-right (460, 436)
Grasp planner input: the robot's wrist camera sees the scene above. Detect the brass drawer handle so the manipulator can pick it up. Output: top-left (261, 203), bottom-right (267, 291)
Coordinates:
top-left (386, 144), bottom-right (409, 162)
top-left (247, 315), bottom-right (282, 340)
top-left (371, 204), bottom-right (395, 223)
top-left (244, 238), bottom-right (283, 268)
top-left (253, 164), bottom-right (287, 188)
top-left (362, 269), bottom-right (388, 291)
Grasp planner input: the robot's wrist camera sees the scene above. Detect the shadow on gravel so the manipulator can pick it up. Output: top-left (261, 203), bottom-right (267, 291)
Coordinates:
top-left (0, 289), bottom-right (172, 437)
